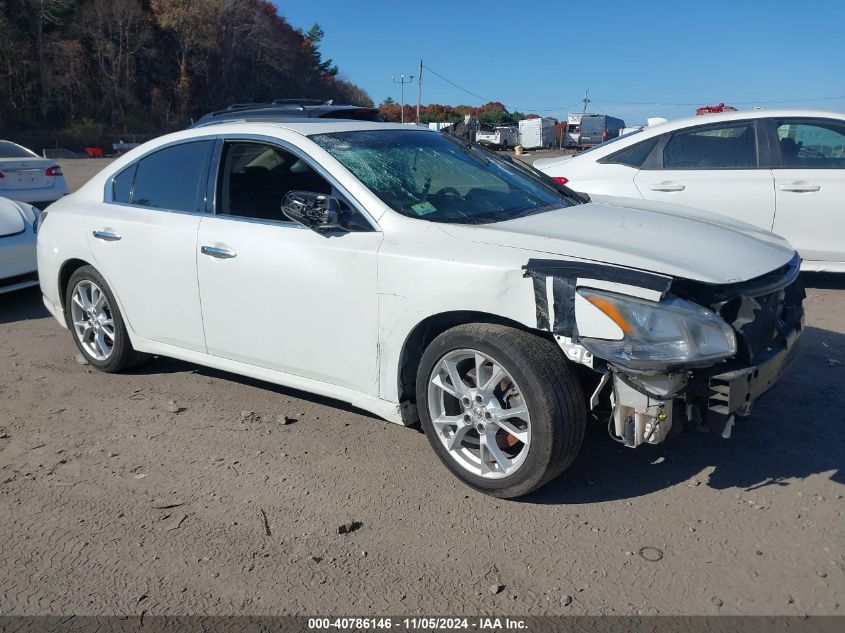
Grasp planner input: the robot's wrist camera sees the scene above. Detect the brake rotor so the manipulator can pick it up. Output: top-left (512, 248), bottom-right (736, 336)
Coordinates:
top-left (496, 430), bottom-right (520, 449)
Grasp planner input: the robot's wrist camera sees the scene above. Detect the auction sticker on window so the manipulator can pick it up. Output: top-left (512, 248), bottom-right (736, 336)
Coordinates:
top-left (411, 201), bottom-right (437, 216)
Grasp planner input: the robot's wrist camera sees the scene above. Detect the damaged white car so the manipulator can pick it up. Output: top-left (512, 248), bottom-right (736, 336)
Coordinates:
top-left (37, 120), bottom-right (805, 498)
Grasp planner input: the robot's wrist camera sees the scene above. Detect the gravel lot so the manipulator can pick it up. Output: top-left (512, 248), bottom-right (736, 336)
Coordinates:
top-left (0, 159), bottom-right (843, 616)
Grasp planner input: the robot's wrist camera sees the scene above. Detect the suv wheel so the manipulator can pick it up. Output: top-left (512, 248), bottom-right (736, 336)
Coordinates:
top-left (66, 266), bottom-right (149, 372)
top-left (416, 323), bottom-right (586, 498)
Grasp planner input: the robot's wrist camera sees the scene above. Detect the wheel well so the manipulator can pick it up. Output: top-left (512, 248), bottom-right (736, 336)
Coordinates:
top-left (58, 259), bottom-right (91, 310)
top-left (397, 311), bottom-right (549, 412)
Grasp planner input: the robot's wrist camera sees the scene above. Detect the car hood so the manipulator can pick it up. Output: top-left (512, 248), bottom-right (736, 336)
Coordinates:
top-left (0, 197), bottom-right (27, 237)
top-left (438, 197), bottom-right (796, 284)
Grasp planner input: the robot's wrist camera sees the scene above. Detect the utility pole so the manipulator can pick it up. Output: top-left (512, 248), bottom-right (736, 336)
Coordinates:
top-left (392, 74), bottom-right (414, 124)
top-left (581, 89), bottom-right (591, 115)
top-left (578, 89), bottom-right (591, 149)
top-left (416, 60), bottom-right (423, 125)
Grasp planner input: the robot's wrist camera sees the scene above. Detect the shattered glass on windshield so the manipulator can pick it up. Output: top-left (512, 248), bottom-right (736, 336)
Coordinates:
top-left (310, 129), bottom-right (575, 224)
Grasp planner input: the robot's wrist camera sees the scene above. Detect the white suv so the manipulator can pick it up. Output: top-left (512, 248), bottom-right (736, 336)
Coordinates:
top-left (535, 110), bottom-right (845, 272)
top-left (37, 120), bottom-right (804, 497)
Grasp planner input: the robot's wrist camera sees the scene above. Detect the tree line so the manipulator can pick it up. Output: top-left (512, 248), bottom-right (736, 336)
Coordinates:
top-left (378, 99), bottom-right (551, 127)
top-left (0, 0), bottom-right (373, 147)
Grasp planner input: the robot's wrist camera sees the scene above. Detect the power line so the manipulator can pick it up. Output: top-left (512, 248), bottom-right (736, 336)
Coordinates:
top-left (421, 63), bottom-right (845, 113)
top-left (422, 65), bottom-right (495, 104)
top-left (588, 95), bottom-right (845, 106)
top-left (422, 64), bottom-right (578, 114)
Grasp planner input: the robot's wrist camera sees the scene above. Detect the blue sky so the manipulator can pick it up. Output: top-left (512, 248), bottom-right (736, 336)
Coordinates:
top-left (275, 0), bottom-right (844, 124)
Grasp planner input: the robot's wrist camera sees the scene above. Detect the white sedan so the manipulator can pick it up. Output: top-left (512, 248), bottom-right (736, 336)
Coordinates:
top-left (0, 140), bottom-right (69, 209)
top-left (0, 196), bottom-right (40, 293)
top-left (37, 120), bottom-right (804, 497)
top-left (534, 109), bottom-right (845, 272)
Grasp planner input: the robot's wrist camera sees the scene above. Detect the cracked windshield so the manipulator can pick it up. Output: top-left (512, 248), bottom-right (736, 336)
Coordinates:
top-left (311, 129), bottom-right (575, 224)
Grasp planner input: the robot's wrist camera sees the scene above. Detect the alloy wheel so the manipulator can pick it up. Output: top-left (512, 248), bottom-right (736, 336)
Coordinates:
top-left (427, 349), bottom-right (531, 479)
top-left (70, 280), bottom-right (115, 361)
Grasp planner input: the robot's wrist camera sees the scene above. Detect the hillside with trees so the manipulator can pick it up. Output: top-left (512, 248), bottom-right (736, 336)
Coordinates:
top-left (0, 0), bottom-right (372, 147)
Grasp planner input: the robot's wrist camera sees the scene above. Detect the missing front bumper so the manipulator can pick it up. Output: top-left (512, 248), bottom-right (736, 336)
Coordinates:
top-left (703, 317), bottom-right (803, 437)
top-left (607, 315), bottom-right (804, 447)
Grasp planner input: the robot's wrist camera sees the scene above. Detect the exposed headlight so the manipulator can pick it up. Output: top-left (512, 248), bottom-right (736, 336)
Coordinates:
top-left (578, 289), bottom-right (737, 370)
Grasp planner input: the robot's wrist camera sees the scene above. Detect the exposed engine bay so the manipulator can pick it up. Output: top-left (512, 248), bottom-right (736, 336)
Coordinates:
top-left (524, 253), bottom-right (805, 448)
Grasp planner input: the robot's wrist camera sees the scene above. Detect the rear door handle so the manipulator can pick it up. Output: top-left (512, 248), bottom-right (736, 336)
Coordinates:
top-left (200, 245), bottom-right (237, 259)
top-left (779, 183), bottom-right (821, 192)
top-left (649, 182), bottom-right (686, 192)
top-left (93, 229), bottom-right (121, 241)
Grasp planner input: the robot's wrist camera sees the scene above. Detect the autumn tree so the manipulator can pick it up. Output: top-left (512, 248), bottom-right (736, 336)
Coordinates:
top-left (77, 0), bottom-right (149, 127)
top-left (0, 0), bottom-right (373, 140)
top-left (150, 0), bottom-right (219, 124)
top-left (9, 0), bottom-right (75, 118)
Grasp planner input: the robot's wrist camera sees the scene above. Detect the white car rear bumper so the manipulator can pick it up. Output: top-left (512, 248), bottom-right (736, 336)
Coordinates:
top-left (0, 179), bottom-right (69, 207)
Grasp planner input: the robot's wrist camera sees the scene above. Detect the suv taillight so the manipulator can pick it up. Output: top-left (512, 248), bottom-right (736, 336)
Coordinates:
top-left (552, 176), bottom-right (569, 185)
top-left (45, 165), bottom-right (62, 177)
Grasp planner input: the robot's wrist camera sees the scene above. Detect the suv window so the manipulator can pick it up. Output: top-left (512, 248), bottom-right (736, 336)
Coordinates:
top-left (774, 119), bottom-right (845, 169)
top-left (663, 122), bottom-right (757, 169)
top-left (130, 141), bottom-right (212, 212)
top-left (216, 142), bottom-right (333, 222)
top-left (601, 136), bottom-right (659, 168)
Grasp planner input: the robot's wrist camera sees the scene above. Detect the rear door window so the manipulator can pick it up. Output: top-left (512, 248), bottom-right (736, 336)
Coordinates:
top-left (773, 119), bottom-right (845, 169)
top-left (130, 141), bottom-right (213, 212)
top-left (662, 121), bottom-right (758, 169)
top-left (601, 136), bottom-right (659, 167)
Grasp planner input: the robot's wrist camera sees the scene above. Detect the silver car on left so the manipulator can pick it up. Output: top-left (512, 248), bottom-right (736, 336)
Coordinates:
top-left (0, 140), bottom-right (69, 210)
top-left (0, 140), bottom-right (68, 293)
top-left (0, 196), bottom-right (40, 294)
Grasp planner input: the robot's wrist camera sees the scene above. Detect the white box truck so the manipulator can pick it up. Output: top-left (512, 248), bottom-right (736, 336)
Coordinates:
top-left (518, 117), bottom-right (556, 149)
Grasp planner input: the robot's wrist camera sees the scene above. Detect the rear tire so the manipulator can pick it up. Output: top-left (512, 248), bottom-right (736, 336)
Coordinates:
top-left (65, 265), bottom-right (149, 373)
top-left (416, 323), bottom-right (586, 498)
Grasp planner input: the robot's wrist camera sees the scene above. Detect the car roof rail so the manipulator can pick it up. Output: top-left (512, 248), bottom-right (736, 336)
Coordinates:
top-left (190, 103), bottom-right (383, 128)
top-left (271, 99), bottom-right (333, 107)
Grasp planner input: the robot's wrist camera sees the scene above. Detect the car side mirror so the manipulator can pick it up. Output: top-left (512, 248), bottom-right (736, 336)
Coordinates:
top-left (281, 191), bottom-right (345, 233)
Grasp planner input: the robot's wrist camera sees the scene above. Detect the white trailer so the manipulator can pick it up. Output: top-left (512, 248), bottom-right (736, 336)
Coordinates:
top-left (518, 117), bottom-right (556, 149)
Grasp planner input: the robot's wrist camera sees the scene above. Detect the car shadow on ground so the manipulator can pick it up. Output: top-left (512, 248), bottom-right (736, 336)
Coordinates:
top-left (526, 324), bottom-right (845, 504)
top-left (801, 271), bottom-right (845, 290)
top-left (0, 286), bottom-right (48, 325)
top-left (129, 355), bottom-right (387, 422)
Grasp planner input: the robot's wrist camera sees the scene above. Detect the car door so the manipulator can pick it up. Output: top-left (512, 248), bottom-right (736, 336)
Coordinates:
top-left (196, 138), bottom-right (383, 395)
top-left (634, 119), bottom-right (775, 230)
top-left (84, 140), bottom-right (213, 352)
top-left (767, 117), bottom-right (845, 264)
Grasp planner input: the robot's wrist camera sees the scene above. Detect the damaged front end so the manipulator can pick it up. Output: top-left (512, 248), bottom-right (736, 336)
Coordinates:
top-left (524, 253), bottom-right (805, 448)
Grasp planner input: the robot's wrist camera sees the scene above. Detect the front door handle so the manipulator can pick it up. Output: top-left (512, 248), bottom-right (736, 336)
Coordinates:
top-left (200, 245), bottom-right (237, 259)
top-left (93, 229), bottom-right (121, 241)
top-left (779, 183), bottom-right (821, 192)
top-left (649, 182), bottom-right (686, 192)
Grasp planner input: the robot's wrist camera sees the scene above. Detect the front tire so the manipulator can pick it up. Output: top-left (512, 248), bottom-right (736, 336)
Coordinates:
top-left (65, 265), bottom-right (149, 372)
top-left (416, 323), bottom-right (586, 498)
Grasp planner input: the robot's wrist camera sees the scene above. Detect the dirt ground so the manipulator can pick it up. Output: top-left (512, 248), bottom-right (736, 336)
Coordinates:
top-left (0, 159), bottom-right (843, 616)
